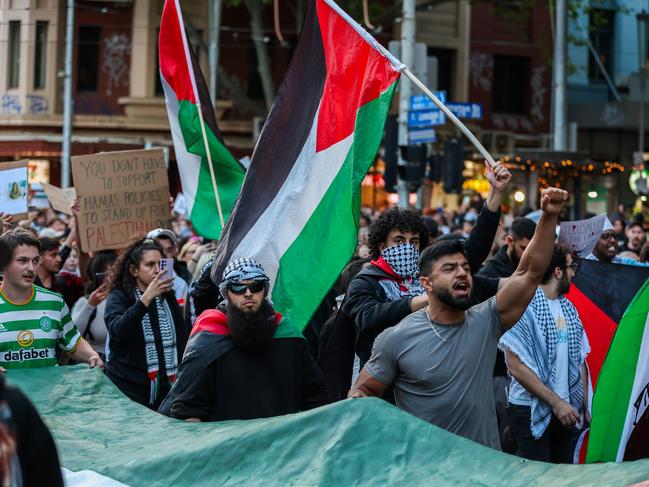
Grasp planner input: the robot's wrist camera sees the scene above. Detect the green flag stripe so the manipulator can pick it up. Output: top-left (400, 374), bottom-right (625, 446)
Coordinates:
top-left (586, 279), bottom-right (649, 462)
top-left (272, 81), bottom-right (397, 329)
top-left (177, 100), bottom-right (245, 239)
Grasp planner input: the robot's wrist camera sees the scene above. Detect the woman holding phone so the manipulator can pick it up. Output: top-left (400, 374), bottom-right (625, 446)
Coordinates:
top-left (71, 251), bottom-right (117, 359)
top-left (104, 238), bottom-right (190, 409)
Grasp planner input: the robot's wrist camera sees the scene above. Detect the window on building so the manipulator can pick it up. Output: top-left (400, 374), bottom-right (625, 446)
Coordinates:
top-left (77, 26), bottom-right (101, 92)
top-left (427, 47), bottom-right (455, 99)
top-left (492, 55), bottom-right (530, 115)
top-left (8, 21), bottom-right (21, 89)
top-left (34, 21), bottom-right (48, 89)
top-left (589, 9), bottom-right (615, 82)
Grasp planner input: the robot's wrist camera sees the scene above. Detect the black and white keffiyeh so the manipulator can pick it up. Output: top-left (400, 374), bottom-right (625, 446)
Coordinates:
top-left (218, 258), bottom-right (269, 299)
top-left (379, 243), bottom-right (425, 300)
top-left (134, 289), bottom-right (178, 406)
top-left (499, 288), bottom-right (589, 438)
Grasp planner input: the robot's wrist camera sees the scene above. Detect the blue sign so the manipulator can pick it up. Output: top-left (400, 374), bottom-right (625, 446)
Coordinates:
top-left (408, 128), bottom-right (436, 144)
top-left (446, 102), bottom-right (483, 120)
top-left (408, 110), bottom-right (445, 128)
top-left (409, 91), bottom-right (447, 111)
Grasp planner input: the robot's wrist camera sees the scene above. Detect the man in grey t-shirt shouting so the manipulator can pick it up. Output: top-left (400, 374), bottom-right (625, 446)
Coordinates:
top-left (348, 187), bottom-right (569, 450)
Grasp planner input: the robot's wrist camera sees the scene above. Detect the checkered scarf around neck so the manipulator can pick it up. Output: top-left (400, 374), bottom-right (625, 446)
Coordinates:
top-left (218, 258), bottom-right (269, 299)
top-left (499, 288), bottom-right (589, 438)
top-left (133, 289), bottom-right (178, 406)
top-left (378, 243), bottom-right (425, 300)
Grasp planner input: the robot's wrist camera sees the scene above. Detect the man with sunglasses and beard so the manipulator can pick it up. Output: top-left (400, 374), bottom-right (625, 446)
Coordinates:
top-left (159, 258), bottom-right (329, 421)
top-left (499, 246), bottom-right (590, 463)
top-left (349, 188), bottom-right (569, 450)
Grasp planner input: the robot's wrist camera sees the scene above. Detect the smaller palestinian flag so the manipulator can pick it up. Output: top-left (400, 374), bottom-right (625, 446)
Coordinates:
top-left (159, 0), bottom-right (245, 239)
top-left (212, 0), bottom-right (403, 330)
top-left (566, 259), bottom-right (649, 462)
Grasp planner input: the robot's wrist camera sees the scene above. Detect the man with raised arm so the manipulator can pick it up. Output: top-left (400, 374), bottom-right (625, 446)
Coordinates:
top-left (348, 188), bottom-right (569, 450)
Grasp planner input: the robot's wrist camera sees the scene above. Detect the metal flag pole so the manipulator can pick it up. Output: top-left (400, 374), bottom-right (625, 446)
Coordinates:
top-left (195, 103), bottom-right (226, 229)
top-left (401, 68), bottom-right (497, 169)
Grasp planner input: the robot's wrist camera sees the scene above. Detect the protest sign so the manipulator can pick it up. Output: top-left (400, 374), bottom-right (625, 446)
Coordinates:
top-left (72, 149), bottom-right (170, 252)
top-left (41, 183), bottom-right (76, 215)
top-left (0, 160), bottom-right (28, 219)
top-left (558, 214), bottom-right (607, 257)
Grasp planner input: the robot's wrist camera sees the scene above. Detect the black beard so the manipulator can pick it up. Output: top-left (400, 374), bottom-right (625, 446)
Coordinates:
top-left (227, 301), bottom-right (277, 353)
top-left (557, 273), bottom-right (571, 296)
top-left (434, 286), bottom-right (473, 310)
top-left (510, 249), bottom-right (522, 270)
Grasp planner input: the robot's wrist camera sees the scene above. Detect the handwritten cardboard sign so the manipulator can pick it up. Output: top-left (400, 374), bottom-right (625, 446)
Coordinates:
top-left (71, 149), bottom-right (170, 252)
top-left (41, 183), bottom-right (76, 215)
top-left (558, 215), bottom-right (607, 257)
top-left (0, 160), bottom-right (28, 219)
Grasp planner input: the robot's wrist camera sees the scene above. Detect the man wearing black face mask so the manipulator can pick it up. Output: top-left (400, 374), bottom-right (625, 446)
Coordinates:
top-left (159, 258), bottom-right (329, 421)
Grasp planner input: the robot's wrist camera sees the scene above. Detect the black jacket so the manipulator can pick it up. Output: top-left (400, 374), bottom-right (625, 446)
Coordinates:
top-left (104, 289), bottom-right (190, 408)
top-left (478, 245), bottom-right (515, 279)
top-left (0, 376), bottom-right (63, 487)
top-left (343, 265), bottom-right (412, 367)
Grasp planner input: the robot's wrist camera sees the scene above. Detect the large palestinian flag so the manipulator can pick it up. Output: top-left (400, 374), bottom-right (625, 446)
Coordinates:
top-left (566, 259), bottom-right (649, 462)
top-left (159, 0), bottom-right (245, 239)
top-left (212, 0), bottom-right (403, 330)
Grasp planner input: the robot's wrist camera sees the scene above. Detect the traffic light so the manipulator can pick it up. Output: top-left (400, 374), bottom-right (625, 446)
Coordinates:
top-left (443, 138), bottom-right (464, 193)
top-left (426, 153), bottom-right (442, 183)
top-left (403, 145), bottom-right (426, 193)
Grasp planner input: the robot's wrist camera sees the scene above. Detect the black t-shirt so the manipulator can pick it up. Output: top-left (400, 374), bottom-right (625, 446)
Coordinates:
top-left (169, 338), bottom-right (329, 421)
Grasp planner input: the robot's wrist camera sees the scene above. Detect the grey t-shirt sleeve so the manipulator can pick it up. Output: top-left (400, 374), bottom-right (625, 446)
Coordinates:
top-left (364, 326), bottom-right (399, 386)
top-left (487, 296), bottom-right (505, 338)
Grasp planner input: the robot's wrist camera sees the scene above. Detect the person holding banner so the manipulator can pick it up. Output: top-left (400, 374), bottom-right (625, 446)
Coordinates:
top-left (104, 239), bottom-right (190, 410)
top-left (0, 228), bottom-right (103, 371)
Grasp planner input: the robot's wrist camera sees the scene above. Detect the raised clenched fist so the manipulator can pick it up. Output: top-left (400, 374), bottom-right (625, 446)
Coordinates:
top-left (540, 187), bottom-right (569, 215)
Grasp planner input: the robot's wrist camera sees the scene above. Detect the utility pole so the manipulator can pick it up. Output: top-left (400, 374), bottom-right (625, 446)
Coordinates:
top-left (208, 0), bottom-right (222, 105)
top-left (397, 0), bottom-right (416, 207)
top-left (61, 0), bottom-right (75, 188)
top-left (552, 0), bottom-right (567, 151)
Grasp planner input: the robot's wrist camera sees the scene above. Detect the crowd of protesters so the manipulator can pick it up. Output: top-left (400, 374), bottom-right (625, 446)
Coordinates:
top-left (1, 163), bottom-right (649, 484)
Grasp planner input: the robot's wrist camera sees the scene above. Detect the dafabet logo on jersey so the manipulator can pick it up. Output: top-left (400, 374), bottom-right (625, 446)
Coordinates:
top-left (3, 348), bottom-right (50, 362)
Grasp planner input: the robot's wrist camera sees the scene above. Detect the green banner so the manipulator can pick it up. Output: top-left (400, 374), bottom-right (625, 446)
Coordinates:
top-left (10, 366), bottom-right (649, 486)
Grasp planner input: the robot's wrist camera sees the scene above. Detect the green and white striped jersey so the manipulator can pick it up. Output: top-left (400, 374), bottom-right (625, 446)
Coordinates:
top-left (0, 285), bottom-right (81, 369)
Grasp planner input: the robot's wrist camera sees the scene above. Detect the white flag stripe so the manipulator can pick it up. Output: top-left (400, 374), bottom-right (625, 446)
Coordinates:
top-left (616, 312), bottom-right (649, 461)
top-left (229, 107), bottom-right (354, 292)
top-left (160, 75), bottom-right (202, 216)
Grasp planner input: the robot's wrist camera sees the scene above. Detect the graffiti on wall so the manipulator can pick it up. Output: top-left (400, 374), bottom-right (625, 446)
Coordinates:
top-left (26, 95), bottom-right (48, 114)
top-left (469, 52), bottom-right (493, 91)
top-left (102, 33), bottom-right (132, 96)
top-left (1, 94), bottom-right (21, 114)
top-left (530, 65), bottom-right (547, 124)
top-left (0, 94), bottom-right (50, 115)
